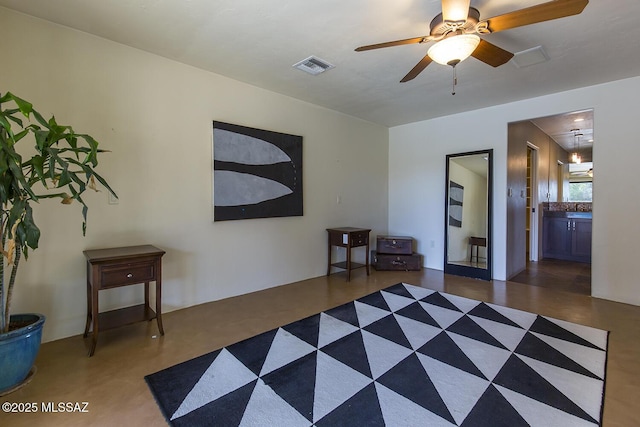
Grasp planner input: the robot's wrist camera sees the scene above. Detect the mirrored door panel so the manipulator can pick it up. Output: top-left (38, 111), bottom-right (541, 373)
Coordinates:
top-left (444, 150), bottom-right (493, 280)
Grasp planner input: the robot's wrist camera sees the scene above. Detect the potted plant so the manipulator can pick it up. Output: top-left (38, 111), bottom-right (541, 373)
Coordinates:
top-left (0, 92), bottom-right (116, 393)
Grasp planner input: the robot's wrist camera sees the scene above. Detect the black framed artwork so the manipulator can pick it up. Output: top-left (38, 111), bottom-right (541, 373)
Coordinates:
top-left (448, 180), bottom-right (464, 228)
top-left (213, 121), bottom-right (303, 221)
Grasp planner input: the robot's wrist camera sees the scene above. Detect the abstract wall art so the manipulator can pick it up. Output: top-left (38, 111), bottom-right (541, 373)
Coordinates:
top-left (213, 121), bottom-right (303, 221)
top-left (449, 180), bottom-right (464, 228)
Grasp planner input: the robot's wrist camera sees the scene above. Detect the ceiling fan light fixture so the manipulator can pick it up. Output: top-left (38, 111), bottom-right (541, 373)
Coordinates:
top-left (442, 0), bottom-right (471, 26)
top-left (427, 34), bottom-right (480, 66)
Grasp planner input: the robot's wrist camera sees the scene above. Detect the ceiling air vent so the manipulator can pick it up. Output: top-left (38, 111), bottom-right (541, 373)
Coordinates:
top-left (292, 56), bottom-right (335, 75)
top-left (511, 46), bottom-right (549, 69)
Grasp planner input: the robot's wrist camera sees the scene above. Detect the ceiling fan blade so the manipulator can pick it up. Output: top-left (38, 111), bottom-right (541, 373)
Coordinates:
top-left (400, 54), bottom-right (434, 82)
top-left (442, 0), bottom-right (471, 24)
top-left (471, 39), bottom-right (514, 67)
top-left (485, 0), bottom-right (589, 33)
top-left (355, 36), bottom-right (428, 52)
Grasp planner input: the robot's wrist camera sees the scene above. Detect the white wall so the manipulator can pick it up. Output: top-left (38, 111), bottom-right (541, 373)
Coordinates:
top-left (1, 10), bottom-right (389, 342)
top-left (389, 76), bottom-right (640, 306)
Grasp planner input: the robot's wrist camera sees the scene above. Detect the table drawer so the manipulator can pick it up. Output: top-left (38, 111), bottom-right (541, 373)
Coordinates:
top-left (350, 232), bottom-right (369, 246)
top-left (100, 261), bottom-right (156, 288)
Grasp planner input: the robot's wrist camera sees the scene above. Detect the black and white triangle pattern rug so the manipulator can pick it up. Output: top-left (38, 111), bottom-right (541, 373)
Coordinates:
top-left (145, 283), bottom-right (608, 426)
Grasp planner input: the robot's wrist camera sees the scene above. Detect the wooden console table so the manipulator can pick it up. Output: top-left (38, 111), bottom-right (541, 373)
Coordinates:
top-left (83, 245), bottom-right (166, 356)
top-left (327, 227), bottom-right (371, 281)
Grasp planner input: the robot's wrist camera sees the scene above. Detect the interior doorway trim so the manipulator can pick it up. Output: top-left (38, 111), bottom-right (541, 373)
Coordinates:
top-left (527, 142), bottom-right (539, 262)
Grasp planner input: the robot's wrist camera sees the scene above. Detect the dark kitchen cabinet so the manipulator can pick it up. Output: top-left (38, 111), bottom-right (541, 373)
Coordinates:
top-left (542, 216), bottom-right (591, 263)
top-left (571, 219), bottom-right (592, 260)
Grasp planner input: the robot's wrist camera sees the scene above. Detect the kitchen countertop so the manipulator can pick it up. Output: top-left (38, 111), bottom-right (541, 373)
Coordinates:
top-left (543, 211), bottom-right (592, 219)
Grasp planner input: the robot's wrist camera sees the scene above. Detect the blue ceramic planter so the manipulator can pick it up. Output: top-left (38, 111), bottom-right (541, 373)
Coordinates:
top-left (0, 313), bottom-right (45, 393)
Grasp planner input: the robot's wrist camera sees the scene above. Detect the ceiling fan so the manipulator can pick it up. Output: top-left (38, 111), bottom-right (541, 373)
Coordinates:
top-left (355, 0), bottom-right (589, 84)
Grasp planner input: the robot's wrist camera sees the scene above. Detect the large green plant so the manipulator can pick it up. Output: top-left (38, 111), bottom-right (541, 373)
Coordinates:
top-left (0, 92), bottom-right (116, 333)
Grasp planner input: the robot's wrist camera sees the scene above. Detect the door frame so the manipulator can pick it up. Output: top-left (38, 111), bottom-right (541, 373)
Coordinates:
top-left (527, 142), bottom-right (539, 262)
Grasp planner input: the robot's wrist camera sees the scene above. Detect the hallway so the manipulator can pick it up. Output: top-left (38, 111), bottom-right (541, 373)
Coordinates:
top-left (509, 259), bottom-right (591, 295)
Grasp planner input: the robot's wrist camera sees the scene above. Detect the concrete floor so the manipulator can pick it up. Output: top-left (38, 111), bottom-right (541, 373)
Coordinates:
top-left (1, 267), bottom-right (638, 426)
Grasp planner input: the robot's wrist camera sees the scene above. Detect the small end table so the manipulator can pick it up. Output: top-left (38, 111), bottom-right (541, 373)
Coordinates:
top-left (83, 245), bottom-right (165, 356)
top-left (469, 236), bottom-right (487, 263)
top-left (327, 227), bottom-right (371, 281)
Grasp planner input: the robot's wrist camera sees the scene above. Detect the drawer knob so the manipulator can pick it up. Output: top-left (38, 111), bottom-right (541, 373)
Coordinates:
top-left (126, 273), bottom-right (133, 278)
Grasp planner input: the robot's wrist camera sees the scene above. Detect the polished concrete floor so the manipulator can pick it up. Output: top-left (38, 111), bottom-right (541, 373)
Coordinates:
top-left (1, 268), bottom-right (638, 426)
top-left (510, 259), bottom-right (592, 296)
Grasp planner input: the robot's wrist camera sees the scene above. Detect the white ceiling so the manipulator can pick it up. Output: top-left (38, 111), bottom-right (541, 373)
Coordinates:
top-left (1, 0), bottom-right (639, 129)
top-left (531, 108), bottom-right (593, 153)
top-left (451, 153), bottom-right (489, 179)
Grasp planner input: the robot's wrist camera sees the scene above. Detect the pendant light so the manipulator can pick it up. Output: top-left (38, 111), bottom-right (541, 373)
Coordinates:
top-left (571, 129), bottom-right (582, 164)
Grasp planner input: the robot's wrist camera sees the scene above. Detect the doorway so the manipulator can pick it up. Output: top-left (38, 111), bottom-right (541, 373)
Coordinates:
top-left (506, 109), bottom-right (593, 295)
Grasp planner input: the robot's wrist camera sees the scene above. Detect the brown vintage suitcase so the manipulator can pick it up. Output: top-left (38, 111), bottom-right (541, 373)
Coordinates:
top-left (376, 236), bottom-right (413, 255)
top-left (371, 251), bottom-right (422, 271)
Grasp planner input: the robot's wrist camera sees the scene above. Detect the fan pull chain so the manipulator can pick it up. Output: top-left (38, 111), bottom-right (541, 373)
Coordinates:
top-left (452, 65), bottom-right (457, 95)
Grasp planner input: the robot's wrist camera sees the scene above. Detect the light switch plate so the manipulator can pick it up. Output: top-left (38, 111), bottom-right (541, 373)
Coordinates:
top-left (108, 192), bottom-right (119, 205)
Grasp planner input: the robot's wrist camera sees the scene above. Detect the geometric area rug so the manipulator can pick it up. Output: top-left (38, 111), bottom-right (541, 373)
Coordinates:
top-left (145, 283), bottom-right (609, 426)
